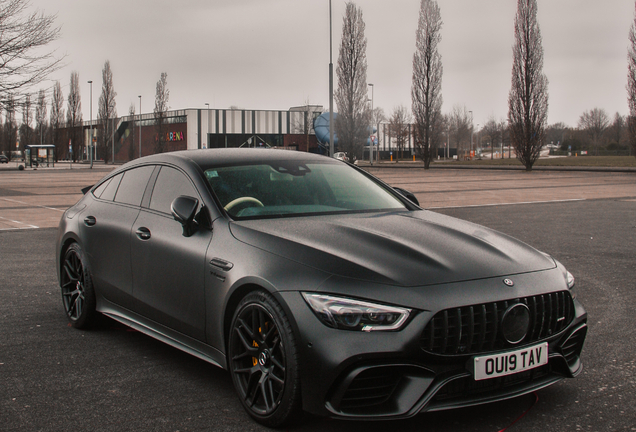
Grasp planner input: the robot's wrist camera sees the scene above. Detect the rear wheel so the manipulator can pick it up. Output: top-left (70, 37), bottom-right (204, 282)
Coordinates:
top-left (60, 243), bottom-right (97, 328)
top-left (228, 291), bottom-right (302, 427)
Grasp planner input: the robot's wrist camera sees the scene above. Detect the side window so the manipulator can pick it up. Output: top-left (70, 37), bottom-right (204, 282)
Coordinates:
top-left (98, 173), bottom-right (123, 202)
top-left (149, 166), bottom-right (199, 214)
top-left (114, 166), bottom-right (155, 206)
top-left (92, 177), bottom-right (112, 198)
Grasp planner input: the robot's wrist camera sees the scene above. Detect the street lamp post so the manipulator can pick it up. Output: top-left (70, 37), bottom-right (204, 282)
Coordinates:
top-left (88, 80), bottom-right (93, 169)
top-left (138, 95), bottom-right (142, 158)
top-left (111, 116), bottom-right (115, 164)
top-left (368, 83), bottom-right (374, 165)
top-left (328, 0), bottom-right (334, 158)
top-left (469, 110), bottom-right (473, 160)
top-left (447, 128), bottom-right (450, 160)
top-left (476, 123), bottom-right (479, 158)
top-left (205, 104), bottom-right (210, 149)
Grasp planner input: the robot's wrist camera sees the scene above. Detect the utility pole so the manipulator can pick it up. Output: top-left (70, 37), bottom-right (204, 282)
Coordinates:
top-left (469, 110), bottom-right (473, 159)
top-left (329, 0), bottom-right (334, 157)
top-left (88, 80), bottom-right (93, 169)
top-left (138, 95), bottom-right (142, 158)
top-left (368, 83), bottom-right (374, 165)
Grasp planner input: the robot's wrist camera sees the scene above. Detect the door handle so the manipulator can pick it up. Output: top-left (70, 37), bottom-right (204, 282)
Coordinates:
top-left (83, 216), bottom-right (96, 226)
top-left (135, 227), bottom-right (151, 240)
top-left (210, 258), bottom-right (234, 271)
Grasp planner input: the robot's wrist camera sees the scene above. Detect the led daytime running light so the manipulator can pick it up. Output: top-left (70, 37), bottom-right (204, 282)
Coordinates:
top-left (302, 293), bottom-right (411, 332)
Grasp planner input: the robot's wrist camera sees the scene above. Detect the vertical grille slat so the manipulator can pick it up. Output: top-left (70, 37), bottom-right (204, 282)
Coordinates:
top-left (467, 306), bottom-right (475, 352)
top-left (441, 310), bottom-right (449, 354)
top-left (547, 294), bottom-right (554, 336)
top-left (537, 294), bottom-right (546, 338)
top-left (529, 296), bottom-right (538, 340)
top-left (427, 315), bottom-right (436, 351)
top-left (421, 291), bottom-right (575, 356)
top-left (490, 303), bottom-right (499, 350)
top-left (455, 308), bottom-right (463, 351)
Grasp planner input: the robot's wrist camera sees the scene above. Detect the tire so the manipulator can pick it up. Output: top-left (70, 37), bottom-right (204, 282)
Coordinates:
top-left (60, 243), bottom-right (97, 329)
top-left (228, 291), bottom-right (303, 427)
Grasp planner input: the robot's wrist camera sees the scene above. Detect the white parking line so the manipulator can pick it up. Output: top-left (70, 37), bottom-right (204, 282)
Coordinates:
top-left (0, 216), bottom-right (39, 230)
top-left (427, 198), bottom-right (586, 210)
top-left (0, 197), bottom-right (65, 212)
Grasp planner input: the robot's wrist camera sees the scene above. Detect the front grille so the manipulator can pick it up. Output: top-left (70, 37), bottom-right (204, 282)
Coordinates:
top-left (421, 291), bottom-right (574, 355)
top-left (339, 367), bottom-right (401, 410)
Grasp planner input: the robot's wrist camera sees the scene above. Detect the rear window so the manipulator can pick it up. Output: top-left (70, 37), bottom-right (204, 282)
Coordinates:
top-left (94, 174), bottom-right (122, 201)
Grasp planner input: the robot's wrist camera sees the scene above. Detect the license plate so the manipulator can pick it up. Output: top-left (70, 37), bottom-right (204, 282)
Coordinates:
top-left (473, 342), bottom-right (548, 381)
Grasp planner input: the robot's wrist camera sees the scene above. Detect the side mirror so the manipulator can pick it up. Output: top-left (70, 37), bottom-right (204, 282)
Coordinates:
top-left (171, 195), bottom-right (199, 237)
top-left (393, 187), bottom-right (420, 207)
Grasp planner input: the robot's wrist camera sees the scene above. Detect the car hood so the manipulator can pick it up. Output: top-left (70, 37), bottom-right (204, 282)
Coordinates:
top-left (229, 210), bottom-right (555, 287)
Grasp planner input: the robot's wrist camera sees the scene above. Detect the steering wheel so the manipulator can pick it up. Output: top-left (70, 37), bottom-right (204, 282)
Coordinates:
top-left (224, 196), bottom-right (264, 212)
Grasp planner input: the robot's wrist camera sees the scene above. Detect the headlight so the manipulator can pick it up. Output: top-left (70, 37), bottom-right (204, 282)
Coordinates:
top-left (566, 270), bottom-right (575, 289)
top-left (301, 293), bottom-right (411, 332)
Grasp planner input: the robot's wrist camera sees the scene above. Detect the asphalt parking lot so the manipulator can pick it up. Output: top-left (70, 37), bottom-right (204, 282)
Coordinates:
top-left (1, 165), bottom-right (635, 431)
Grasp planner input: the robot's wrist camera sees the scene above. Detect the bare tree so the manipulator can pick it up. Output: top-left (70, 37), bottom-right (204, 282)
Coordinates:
top-left (97, 60), bottom-right (117, 163)
top-left (370, 107), bottom-right (385, 129)
top-left (66, 71), bottom-right (82, 162)
top-left (608, 113), bottom-right (625, 150)
top-left (545, 122), bottom-right (569, 148)
top-left (291, 101), bottom-right (322, 151)
top-left (628, 2), bottom-right (636, 159)
top-left (128, 102), bottom-right (135, 161)
top-left (389, 105), bottom-right (411, 161)
top-left (578, 108), bottom-right (609, 155)
top-left (3, 95), bottom-right (16, 158)
top-left (482, 116), bottom-right (500, 159)
top-left (153, 72), bottom-right (169, 154)
top-left (0, 0), bottom-right (62, 102)
top-left (411, 0), bottom-right (443, 169)
top-left (447, 105), bottom-right (472, 157)
top-left (35, 88), bottom-right (46, 144)
top-left (335, 1), bottom-right (368, 160)
top-left (50, 80), bottom-right (64, 159)
top-left (19, 93), bottom-right (33, 148)
top-left (0, 112), bottom-right (4, 156)
top-left (508, 0), bottom-right (549, 171)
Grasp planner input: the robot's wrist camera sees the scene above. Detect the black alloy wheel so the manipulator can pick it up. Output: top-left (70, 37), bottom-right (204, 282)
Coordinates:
top-left (60, 243), bottom-right (97, 328)
top-left (228, 291), bottom-right (302, 427)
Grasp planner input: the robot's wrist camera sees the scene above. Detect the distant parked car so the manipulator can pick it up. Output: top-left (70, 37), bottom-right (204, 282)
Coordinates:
top-left (0, 155), bottom-right (8, 163)
top-left (333, 151), bottom-right (348, 162)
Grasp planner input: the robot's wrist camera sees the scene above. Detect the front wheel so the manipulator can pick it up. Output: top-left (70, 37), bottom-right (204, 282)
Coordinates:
top-left (60, 243), bottom-right (97, 328)
top-left (228, 291), bottom-right (302, 427)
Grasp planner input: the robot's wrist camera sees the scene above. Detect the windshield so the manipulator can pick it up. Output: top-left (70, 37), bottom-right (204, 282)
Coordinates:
top-left (204, 161), bottom-right (406, 219)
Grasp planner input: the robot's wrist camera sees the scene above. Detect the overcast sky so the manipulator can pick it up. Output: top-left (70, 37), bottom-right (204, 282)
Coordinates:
top-left (28, 0), bottom-right (635, 128)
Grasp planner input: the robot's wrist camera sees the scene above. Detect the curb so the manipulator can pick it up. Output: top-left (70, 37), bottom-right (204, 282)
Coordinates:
top-left (358, 162), bottom-right (636, 173)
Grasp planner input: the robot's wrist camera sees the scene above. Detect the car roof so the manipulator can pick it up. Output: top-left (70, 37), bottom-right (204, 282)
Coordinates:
top-left (122, 148), bottom-right (336, 171)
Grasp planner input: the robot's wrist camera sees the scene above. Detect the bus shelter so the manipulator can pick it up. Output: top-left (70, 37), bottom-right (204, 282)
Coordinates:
top-left (25, 145), bottom-right (55, 168)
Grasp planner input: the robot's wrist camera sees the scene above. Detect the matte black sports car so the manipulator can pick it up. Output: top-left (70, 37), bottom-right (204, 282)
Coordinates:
top-left (56, 149), bottom-right (587, 427)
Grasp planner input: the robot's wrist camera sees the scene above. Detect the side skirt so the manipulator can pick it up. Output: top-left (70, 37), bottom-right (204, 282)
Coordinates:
top-left (98, 299), bottom-right (227, 370)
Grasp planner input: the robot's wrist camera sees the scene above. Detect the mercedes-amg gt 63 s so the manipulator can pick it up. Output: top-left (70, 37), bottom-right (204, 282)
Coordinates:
top-left (57, 149), bottom-right (587, 427)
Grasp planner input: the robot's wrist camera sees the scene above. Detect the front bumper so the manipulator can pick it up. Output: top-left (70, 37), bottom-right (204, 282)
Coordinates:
top-left (277, 282), bottom-right (587, 420)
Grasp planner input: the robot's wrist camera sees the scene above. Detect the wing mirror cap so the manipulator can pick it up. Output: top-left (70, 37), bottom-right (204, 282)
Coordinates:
top-left (171, 195), bottom-right (199, 237)
top-left (393, 187), bottom-right (420, 207)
